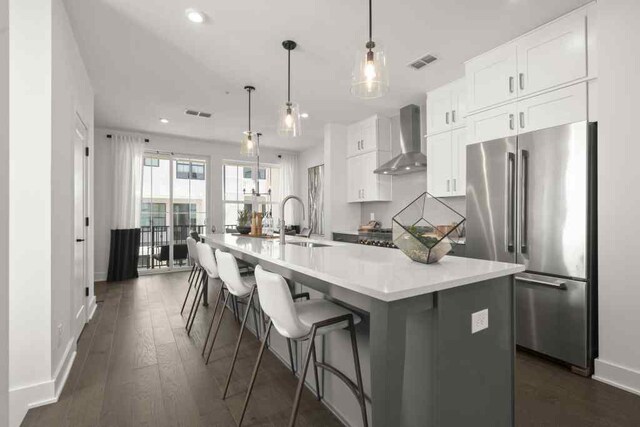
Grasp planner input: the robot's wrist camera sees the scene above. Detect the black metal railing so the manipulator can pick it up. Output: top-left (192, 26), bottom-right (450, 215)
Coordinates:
top-left (138, 224), bottom-right (206, 270)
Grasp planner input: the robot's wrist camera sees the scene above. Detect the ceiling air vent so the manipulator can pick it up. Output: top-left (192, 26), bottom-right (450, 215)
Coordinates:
top-left (408, 54), bottom-right (438, 70)
top-left (184, 109), bottom-right (212, 118)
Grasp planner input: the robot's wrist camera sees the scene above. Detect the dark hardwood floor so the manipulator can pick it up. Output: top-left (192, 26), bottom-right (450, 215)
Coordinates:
top-left (22, 271), bottom-right (640, 427)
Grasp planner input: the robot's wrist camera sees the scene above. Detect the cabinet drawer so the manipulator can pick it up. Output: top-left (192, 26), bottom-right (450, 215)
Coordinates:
top-left (467, 102), bottom-right (517, 145)
top-left (517, 83), bottom-right (587, 134)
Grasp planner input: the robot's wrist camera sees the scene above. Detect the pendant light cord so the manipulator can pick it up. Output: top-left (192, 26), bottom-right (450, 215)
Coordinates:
top-left (248, 88), bottom-right (251, 132)
top-left (369, 0), bottom-right (372, 43)
top-left (287, 48), bottom-right (291, 104)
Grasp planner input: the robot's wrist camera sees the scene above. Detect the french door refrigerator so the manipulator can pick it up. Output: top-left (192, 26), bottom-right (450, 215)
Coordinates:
top-left (466, 121), bottom-right (597, 374)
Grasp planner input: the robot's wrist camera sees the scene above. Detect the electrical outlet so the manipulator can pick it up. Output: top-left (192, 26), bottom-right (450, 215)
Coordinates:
top-left (471, 309), bottom-right (489, 334)
top-left (57, 323), bottom-right (64, 348)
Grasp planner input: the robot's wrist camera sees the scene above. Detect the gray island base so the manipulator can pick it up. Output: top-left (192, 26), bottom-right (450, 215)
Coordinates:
top-left (201, 234), bottom-right (523, 427)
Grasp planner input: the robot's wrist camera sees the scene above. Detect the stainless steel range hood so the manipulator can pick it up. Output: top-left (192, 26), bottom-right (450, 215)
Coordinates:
top-left (374, 104), bottom-right (426, 175)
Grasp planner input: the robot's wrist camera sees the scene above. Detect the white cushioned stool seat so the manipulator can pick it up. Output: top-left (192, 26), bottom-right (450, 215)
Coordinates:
top-left (295, 300), bottom-right (361, 336)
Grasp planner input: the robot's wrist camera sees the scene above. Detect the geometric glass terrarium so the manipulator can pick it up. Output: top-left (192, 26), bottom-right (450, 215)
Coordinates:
top-left (392, 192), bottom-right (466, 264)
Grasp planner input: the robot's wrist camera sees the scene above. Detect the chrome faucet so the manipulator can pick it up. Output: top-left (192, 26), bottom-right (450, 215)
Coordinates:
top-left (279, 195), bottom-right (305, 245)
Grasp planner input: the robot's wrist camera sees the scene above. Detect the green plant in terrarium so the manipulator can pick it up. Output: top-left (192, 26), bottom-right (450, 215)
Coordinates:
top-left (237, 209), bottom-right (250, 226)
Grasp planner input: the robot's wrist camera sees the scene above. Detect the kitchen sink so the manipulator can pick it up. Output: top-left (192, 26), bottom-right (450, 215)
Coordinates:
top-left (287, 241), bottom-right (330, 248)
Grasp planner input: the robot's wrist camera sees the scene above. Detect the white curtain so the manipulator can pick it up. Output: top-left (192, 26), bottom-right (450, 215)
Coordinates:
top-left (111, 134), bottom-right (145, 229)
top-left (279, 153), bottom-right (299, 224)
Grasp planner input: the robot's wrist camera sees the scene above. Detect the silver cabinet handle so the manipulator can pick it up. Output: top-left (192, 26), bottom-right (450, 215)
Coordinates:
top-left (446, 179), bottom-right (450, 192)
top-left (519, 73), bottom-right (524, 91)
top-left (516, 274), bottom-right (566, 289)
top-left (519, 112), bottom-right (525, 129)
top-left (519, 149), bottom-right (529, 253)
top-left (509, 114), bottom-right (514, 130)
top-left (505, 152), bottom-right (516, 252)
top-left (509, 76), bottom-right (514, 93)
top-left (452, 110), bottom-right (456, 123)
top-left (445, 112), bottom-right (450, 125)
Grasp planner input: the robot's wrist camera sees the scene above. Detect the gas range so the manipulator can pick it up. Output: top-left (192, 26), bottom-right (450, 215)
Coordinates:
top-left (358, 228), bottom-right (398, 249)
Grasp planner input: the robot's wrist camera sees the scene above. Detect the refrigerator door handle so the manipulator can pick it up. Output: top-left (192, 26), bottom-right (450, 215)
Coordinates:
top-left (520, 149), bottom-right (529, 253)
top-left (516, 274), bottom-right (567, 290)
top-left (505, 152), bottom-right (516, 252)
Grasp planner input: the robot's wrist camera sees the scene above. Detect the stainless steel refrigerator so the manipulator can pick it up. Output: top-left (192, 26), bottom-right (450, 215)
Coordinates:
top-left (466, 121), bottom-right (597, 374)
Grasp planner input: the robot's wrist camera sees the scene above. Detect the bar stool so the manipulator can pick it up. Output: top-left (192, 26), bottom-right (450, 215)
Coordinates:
top-left (205, 250), bottom-right (262, 397)
top-left (181, 237), bottom-right (201, 315)
top-left (184, 238), bottom-right (206, 334)
top-left (187, 242), bottom-right (222, 338)
top-left (240, 265), bottom-right (368, 427)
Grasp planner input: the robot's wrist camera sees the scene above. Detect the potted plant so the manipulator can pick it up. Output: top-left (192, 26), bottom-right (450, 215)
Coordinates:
top-left (236, 209), bottom-right (251, 234)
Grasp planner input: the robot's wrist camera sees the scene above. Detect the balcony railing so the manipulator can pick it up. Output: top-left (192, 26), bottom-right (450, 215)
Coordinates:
top-left (138, 224), bottom-right (206, 270)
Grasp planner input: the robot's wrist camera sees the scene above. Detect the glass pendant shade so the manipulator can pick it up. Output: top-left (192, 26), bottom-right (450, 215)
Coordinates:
top-left (351, 44), bottom-right (389, 99)
top-left (277, 102), bottom-right (301, 137)
top-left (240, 131), bottom-right (256, 157)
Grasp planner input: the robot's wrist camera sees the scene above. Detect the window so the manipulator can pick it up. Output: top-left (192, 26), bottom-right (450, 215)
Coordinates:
top-left (223, 163), bottom-right (281, 230)
top-left (141, 202), bottom-right (166, 227)
top-left (144, 158), bottom-right (159, 167)
top-left (176, 161), bottom-right (205, 180)
top-left (173, 203), bottom-right (197, 227)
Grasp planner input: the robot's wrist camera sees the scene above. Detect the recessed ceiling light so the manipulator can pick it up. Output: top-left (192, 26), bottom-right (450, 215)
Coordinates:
top-left (300, 113), bottom-right (309, 118)
top-left (185, 9), bottom-right (205, 23)
top-left (159, 118), bottom-right (169, 124)
top-left (405, 166), bottom-right (411, 170)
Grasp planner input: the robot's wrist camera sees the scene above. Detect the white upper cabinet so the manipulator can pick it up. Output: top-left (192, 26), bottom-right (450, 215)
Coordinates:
top-left (426, 78), bottom-right (466, 136)
top-left (465, 4), bottom-right (595, 115)
top-left (466, 44), bottom-right (518, 113)
top-left (516, 10), bottom-right (587, 97)
top-left (426, 128), bottom-right (466, 198)
top-left (467, 102), bottom-right (518, 145)
top-left (347, 151), bottom-right (392, 203)
top-left (347, 115), bottom-right (391, 158)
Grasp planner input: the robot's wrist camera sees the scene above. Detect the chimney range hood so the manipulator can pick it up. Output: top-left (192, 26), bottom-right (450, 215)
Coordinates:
top-left (374, 104), bottom-right (426, 175)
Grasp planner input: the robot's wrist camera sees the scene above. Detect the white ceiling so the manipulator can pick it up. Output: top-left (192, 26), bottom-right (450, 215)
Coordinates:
top-left (63, 0), bottom-right (590, 151)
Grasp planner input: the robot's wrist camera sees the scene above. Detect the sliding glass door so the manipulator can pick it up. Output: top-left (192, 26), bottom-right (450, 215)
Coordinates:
top-left (139, 154), bottom-right (207, 273)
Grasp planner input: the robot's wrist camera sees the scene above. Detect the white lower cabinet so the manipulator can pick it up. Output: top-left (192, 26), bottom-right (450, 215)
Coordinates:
top-left (427, 128), bottom-right (466, 198)
top-left (467, 83), bottom-right (587, 144)
top-left (347, 151), bottom-right (392, 202)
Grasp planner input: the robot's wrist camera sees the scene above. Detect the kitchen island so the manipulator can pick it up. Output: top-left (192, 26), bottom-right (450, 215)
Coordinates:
top-left (201, 233), bottom-right (524, 427)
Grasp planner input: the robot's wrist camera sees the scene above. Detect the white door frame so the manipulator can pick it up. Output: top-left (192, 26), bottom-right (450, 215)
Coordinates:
top-left (73, 112), bottom-right (89, 339)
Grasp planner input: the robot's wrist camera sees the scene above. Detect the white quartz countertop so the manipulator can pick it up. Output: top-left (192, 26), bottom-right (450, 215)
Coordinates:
top-left (201, 234), bottom-right (524, 302)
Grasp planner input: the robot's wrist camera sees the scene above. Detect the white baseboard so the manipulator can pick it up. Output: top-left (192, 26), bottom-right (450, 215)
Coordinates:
top-left (9, 339), bottom-right (77, 427)
top-left (87, 295), bottom-right (97, 321)
top-left (594, 358), bottom-right (640, 396)
top-left (94, 271), bottom-right (107, 282)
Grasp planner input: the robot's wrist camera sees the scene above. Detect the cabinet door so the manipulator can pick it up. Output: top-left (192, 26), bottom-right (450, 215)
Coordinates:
top-left (516, 10), bottom-right (587, 97)
top-left (466, 44), bottom-right (518, 113)
top-left (517, 83), bottom-right (587, 135)
top-left (451, 79), bottom-right (467, 129)
top-left (359, 118), bottom-right (377, 154)
top-left (467, 102), bottom-right (518, 145)
top-left (347, 123), bottom-right (361, 158)
top-left (451, 127), bottom-right (467, 196)
top-left (426, 132), bottom-right (453, 197)
top-left (360, 151), bottom-right (379, 201)
top-left (426, 85), bottom-right (453, 136)
top-left (347, 155), bottom-right (362, 202)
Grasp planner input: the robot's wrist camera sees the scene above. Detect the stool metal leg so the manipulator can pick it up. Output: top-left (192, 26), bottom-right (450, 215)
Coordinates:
top-left (187, 275), bottom-right (207, 335)
top-left (205, 292), bottom-right (231, 365)
top-left (185, 272), bottom-right (203, 329)
top-left (181, 266), bottom-right (200, 315)
top-left (222, 286), bottom-right (256, 399)
top-left (251, 294), bottom-right (261, 341)
top-left (311, 340), bottom-right (322, 401)
top-left (289, 327), bottom-right (318, 427)
top-left (239, 320), bottom-right (273, 427)
top-left (287, 339), bottom-right (296, 375)
top-left (348, 319), bottom-right (368, 427)
top-left (202, 282), bottom-right (226, 356)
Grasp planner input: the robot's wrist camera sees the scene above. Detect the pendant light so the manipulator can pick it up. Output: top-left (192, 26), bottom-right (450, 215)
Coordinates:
top-left (277, 40), bottom-right (301, 137)
top-left (351, 0), bottom-right (389, 99)
top-left (240, 85), bottom-right (256, 157)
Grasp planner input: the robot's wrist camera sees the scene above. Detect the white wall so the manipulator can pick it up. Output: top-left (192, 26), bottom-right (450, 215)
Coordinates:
top-left (323, 123), bottom-right (361, 235)
top-left (0, 0), bottom-right (10, 424)
top-left (94, 129), bottom-right (294, 280)
top-left (297, 142), bottom-right (325, 230)
top-left (50, 0), bottom-right (94, 385)
top-left (9, 0), bottom-right (53, 424)
top-left (593, 0), bottom-right (640, 396)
